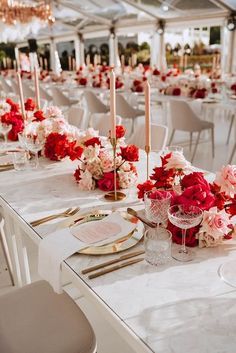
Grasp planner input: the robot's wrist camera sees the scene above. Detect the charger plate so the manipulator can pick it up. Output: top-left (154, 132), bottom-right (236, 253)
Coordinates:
top-left (70, 210), bottom-right (144, 255)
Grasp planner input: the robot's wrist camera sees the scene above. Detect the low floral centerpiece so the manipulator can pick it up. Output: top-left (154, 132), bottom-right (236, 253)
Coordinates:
top-left (137, 151), bottom-right (236, 248)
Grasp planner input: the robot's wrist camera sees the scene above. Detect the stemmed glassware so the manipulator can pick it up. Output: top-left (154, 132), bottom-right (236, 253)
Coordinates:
top-left (144, 190), bottom-right (172, 227)
top-left (0, 122), bottom-right (12, 147)
top-left (168, 205), bottom-right (203, 262)
top-left (18, 132), bottom-right (43, 169)
top-left (218, 260), bottom-right (236, 288)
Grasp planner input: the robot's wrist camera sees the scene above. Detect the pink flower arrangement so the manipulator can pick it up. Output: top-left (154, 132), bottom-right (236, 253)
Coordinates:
top-left (74, 126), bottom-right (139, 191)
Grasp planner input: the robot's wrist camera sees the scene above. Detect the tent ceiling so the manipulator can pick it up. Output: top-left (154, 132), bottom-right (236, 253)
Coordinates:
top-left (1, 0), bottom-right (235, 43)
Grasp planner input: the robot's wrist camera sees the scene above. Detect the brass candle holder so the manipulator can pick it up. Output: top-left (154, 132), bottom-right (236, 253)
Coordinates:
top-left (104, 137), bottom-right (126, 202)
top-left (145, 145), bottom-right (150, 180)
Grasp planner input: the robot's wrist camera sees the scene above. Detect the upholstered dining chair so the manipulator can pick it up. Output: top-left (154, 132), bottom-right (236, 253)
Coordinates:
top-left (84, 91), bottom-right (109, 115)
top-left (116, 93), bottom-right (144, 135)
top-left (0, 77), bottom-right (13, 94)
top-left (0, 280), bottom-right (97, 353)
top-left (22, 82), bottom-right (35, 98)
top-left (51, 87), bottom-right (78, 107)
top-left (8, 79), bottom-right (20, 95)
top-left (91, 113), bottom-right (122, 136)
top-left (128, 123), bottom-right (168, 151)
top-left (169, 100), bottom-right (215, 163)
top-left (67, 106), bottom-right (86, 129)
top-left (39, 85), bottom-right (53, 102)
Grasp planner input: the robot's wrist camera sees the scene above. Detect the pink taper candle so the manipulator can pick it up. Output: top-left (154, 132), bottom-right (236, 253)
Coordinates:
top-left (110, 69), bottom-right (116, 139)
top-left (16, 71), bottom-right (26, 120)
top-left (34, 67), bottom-right (40, 110)
top-left (144, 81), bottom-right (151, 148)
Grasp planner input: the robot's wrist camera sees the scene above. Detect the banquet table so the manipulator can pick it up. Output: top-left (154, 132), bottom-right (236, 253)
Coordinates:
top-left (1, 151), bottom-right (236, 353)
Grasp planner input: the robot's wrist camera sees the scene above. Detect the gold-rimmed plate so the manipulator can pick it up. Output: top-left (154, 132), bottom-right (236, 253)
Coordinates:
top-left (70, 210), bottom-right (144, 255)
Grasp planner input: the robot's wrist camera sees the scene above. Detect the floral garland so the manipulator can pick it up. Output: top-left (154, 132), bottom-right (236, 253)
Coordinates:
top-left (74, 125), bottom-right (139, 192)
top-left (137, 151), bottom-right (236, 248)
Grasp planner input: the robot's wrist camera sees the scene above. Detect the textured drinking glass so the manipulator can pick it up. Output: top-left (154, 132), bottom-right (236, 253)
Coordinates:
top-left (0, 123), bottom-right (12, 146)
top-left (24, 136), bottom-right (43, 169)
top-left (168, 205), bottom-right (203, 262)
top-left (145, 227), bottom-right (172, 266)
top-left (144, 191), bottom-right (172, 226)
top-left (12, 151), bottom-right (27, 171)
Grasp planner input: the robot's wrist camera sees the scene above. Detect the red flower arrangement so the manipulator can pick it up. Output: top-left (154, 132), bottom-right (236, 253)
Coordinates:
top-left (0, 99), bottom-right (24, 141)
top-left (25, 98), bottom-right (36, 111)
top-left (44, 132), bottom-right (83, 161)
top-left (33, 110), bottom-right (45, 122)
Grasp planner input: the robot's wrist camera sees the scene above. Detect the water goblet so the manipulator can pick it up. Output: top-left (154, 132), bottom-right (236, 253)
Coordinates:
top-left (168, 205), bottom-right (203, 262)
top-left (164, 146), bottom-right (184, 154)
top-left (0, 122), bottom-right (12, 146)
top-left (144, 190), bottom-right (172, 227)
top-left (24, 135), bottom-right (43, 169)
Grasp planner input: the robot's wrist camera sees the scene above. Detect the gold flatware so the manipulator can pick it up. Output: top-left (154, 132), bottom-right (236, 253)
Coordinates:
top-left (0, 165), bottom-right (14, 172)
top-left (127, 208), bottom-right (156, 228)
top-left (30, 207), bottom-right (80, 227)
top-left (88, 257), bottom-right (144, 279)
top-left (82, 250), bottom-right (145, 274)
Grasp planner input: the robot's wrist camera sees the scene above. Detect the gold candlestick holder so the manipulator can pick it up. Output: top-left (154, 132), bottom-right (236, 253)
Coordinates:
top-left (145, 145), bottom-right (150, 180)
top-left (104, 137), bottom-right (126, 202)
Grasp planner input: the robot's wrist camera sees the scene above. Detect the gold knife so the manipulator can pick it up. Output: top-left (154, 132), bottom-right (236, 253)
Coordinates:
top-left (88, 257), bottom-right (144, 279)
top-left (82, 250), bottom-right (145, 274)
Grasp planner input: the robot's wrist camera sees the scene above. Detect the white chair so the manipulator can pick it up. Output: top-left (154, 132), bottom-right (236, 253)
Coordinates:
top-left (8, 78), bottom-right (20, 95)
top-left (39, 85), bottom-right (52, 102)
top-left (0, 218), bottom-right (14, 286)
top-left (0, 77), bottom-right (13, 94)
top-left (22, 82), bottom-right (35, 98)
top-left (67, 106), bottom-right (85, 129)
top-left (128, 123), bottom-right (168, 151)
top-left (116, 93), bottom-right (144, 134)
top-left (84, 91), bottom-right (109, 115)
top-left (0, 280), bottom-right (97, 353)
top-left (169, 100), bottom-right (215, 163)
top-left (51, 87), bottom-right (78, 107)
top-left (91, 113), bottom-right (121, 136)
top-left (229, 142), bottom-right (236, 163)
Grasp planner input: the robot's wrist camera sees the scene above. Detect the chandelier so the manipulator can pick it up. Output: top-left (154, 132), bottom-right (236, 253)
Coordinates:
top-left (0, 0), bottom-right (55, 25)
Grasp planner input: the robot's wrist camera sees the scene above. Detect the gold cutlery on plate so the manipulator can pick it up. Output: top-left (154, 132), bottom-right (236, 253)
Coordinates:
top-left (81, 250), bottom-right (145, 274)
top-left (88, 257), bottom-right (144, 279)
top-left (30, 207), bottom-right (80, 227)
top-left (127, 208), bottom-right (156, 228)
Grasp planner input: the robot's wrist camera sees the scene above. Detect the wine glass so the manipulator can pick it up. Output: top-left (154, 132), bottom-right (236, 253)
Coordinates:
top-left (164, 146), bottom-right (184, 154)
top-left (144, 190), bottom-right (172, 227)
top-left (168, 205), bottom-right (203, 262)
top-left (219, 260), bottom-right (236, 288)
top-left (24, 135), bottom-right (43, 169)
top-left (0, 122), bottom-right (12, 146)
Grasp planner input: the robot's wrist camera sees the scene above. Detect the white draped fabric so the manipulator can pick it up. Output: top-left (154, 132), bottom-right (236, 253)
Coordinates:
top-left (151, 32), bottom-right (167, 71)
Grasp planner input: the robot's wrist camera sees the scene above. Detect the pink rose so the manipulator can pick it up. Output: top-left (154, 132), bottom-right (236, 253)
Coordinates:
top-left (78, 170), bottom-right (95, 191)
top-left (214, 165), bottom-right (236, 197)
top-left (164, 152), bottom-right (191, 171)
top-left (46, 106), bottom-right (63, 119)
top-left (199, 207), bottom-right (231, 238)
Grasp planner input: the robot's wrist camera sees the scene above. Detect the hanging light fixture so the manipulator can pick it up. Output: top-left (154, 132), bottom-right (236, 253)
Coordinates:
top-left (226, 13), bottom-right (236, 31)
top-left (0, 0), bottom-right (55, 26)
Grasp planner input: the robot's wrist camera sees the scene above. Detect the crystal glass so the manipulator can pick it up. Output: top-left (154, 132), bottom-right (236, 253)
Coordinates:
top-left (168, 205), bottom-right (203, 262)
top-left (12, 151), bottom-right (28, 171)
top-left (24, 135), bottom-right (43, 169)
top-left (0, 122), bottom-right (12, 146)
top-left (165, 146), bottom-right (184, 154)
top-left (144, 190), bottom-right (172, 226)
top-left (145, 227), bottom-right (172, 266)
top-left (219, 260), bottom-right (236, 288)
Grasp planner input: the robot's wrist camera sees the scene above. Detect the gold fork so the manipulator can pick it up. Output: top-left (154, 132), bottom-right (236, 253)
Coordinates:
top-left (30, 207), bottom-right (80, 227)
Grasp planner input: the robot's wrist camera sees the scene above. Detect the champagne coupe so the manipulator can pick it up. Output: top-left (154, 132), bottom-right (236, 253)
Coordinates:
top-left (168, 205), bottom-right (203, 262)
top-left (0, 123), bottom-right (12, 146)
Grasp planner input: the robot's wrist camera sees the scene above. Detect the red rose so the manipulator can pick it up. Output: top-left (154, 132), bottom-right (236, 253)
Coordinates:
top-left (150, 166), bottom-right (175, 189)
top-left (120, 145), bottom-right (139, 162)
top-left (167, 221), bottom-right (199, 247)
top-left (161, 75), bottom-right (166, 82)
top-left (6, 98), bottom-right (19, 112)
top-left (172, 88), bottom-right (181, 96)
top-left (231, 83), bottom-right (236, 91)
top-left (175, 184), bottom-right (215, 211)
top-left (181, 172), bottom-right (210, 191)
top-left (84, 137), bottom-right (101, 147)
top-left (24, 98), bottom-right (36, 111)
top-left (134, 85), bottom-right (143, 92)
top-left (153, 69), bottom-right (160, 76)
top-left (194, 89), bottom-right (207, 99)
top-left (137, 180), bottom-right (154, 199)
top-left (44, 133), bottom-right (83, 161)
top-left (1, 111), bottom-right (24, 141)
top-left (116, 80), bottom-right (123, 89)
top-left (133, 79), bottom-right (141, 86)
top-left (116, 125), bottom-right (126, 139)
top-left (98, 172), bottom-right (117, 191)
top-left (79, 77), bottom-right (87, 86)
top-left (67, 143), bottom-right (83, 161)
top-left (212, 88), bottom-right (218, 93)
top-left (33, 110), bottom-right (45, 122)
top-left (142, 76), bottom-right (147, 81)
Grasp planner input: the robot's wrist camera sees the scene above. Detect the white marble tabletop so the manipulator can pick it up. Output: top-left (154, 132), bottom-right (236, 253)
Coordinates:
top-left (0, 150), bottom-right (236, 353)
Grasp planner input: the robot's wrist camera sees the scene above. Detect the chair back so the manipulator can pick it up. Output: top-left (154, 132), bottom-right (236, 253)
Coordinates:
top-left (116, 93), bottom-right (138, 119)
top-left (9, 79), bottom-right (20, 95)
top-left (67, 106), bottom-right (85, 129)
top-left (169, 100), bottom-right (202, 132)
top-left (0, 77), bottom-right (13, 94)
top-left (51, 87), bottom-right (71, 106)
top-left (39, 85), bottom-right (52, 101)
top-left (84, 91), bottom-right (108, 114)
top-left (22, 82), bottom-right (35, 98)
top-left (91, 113), bottom-right (122, 136)
top-left (128, 123), bottom-right (168, 151)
